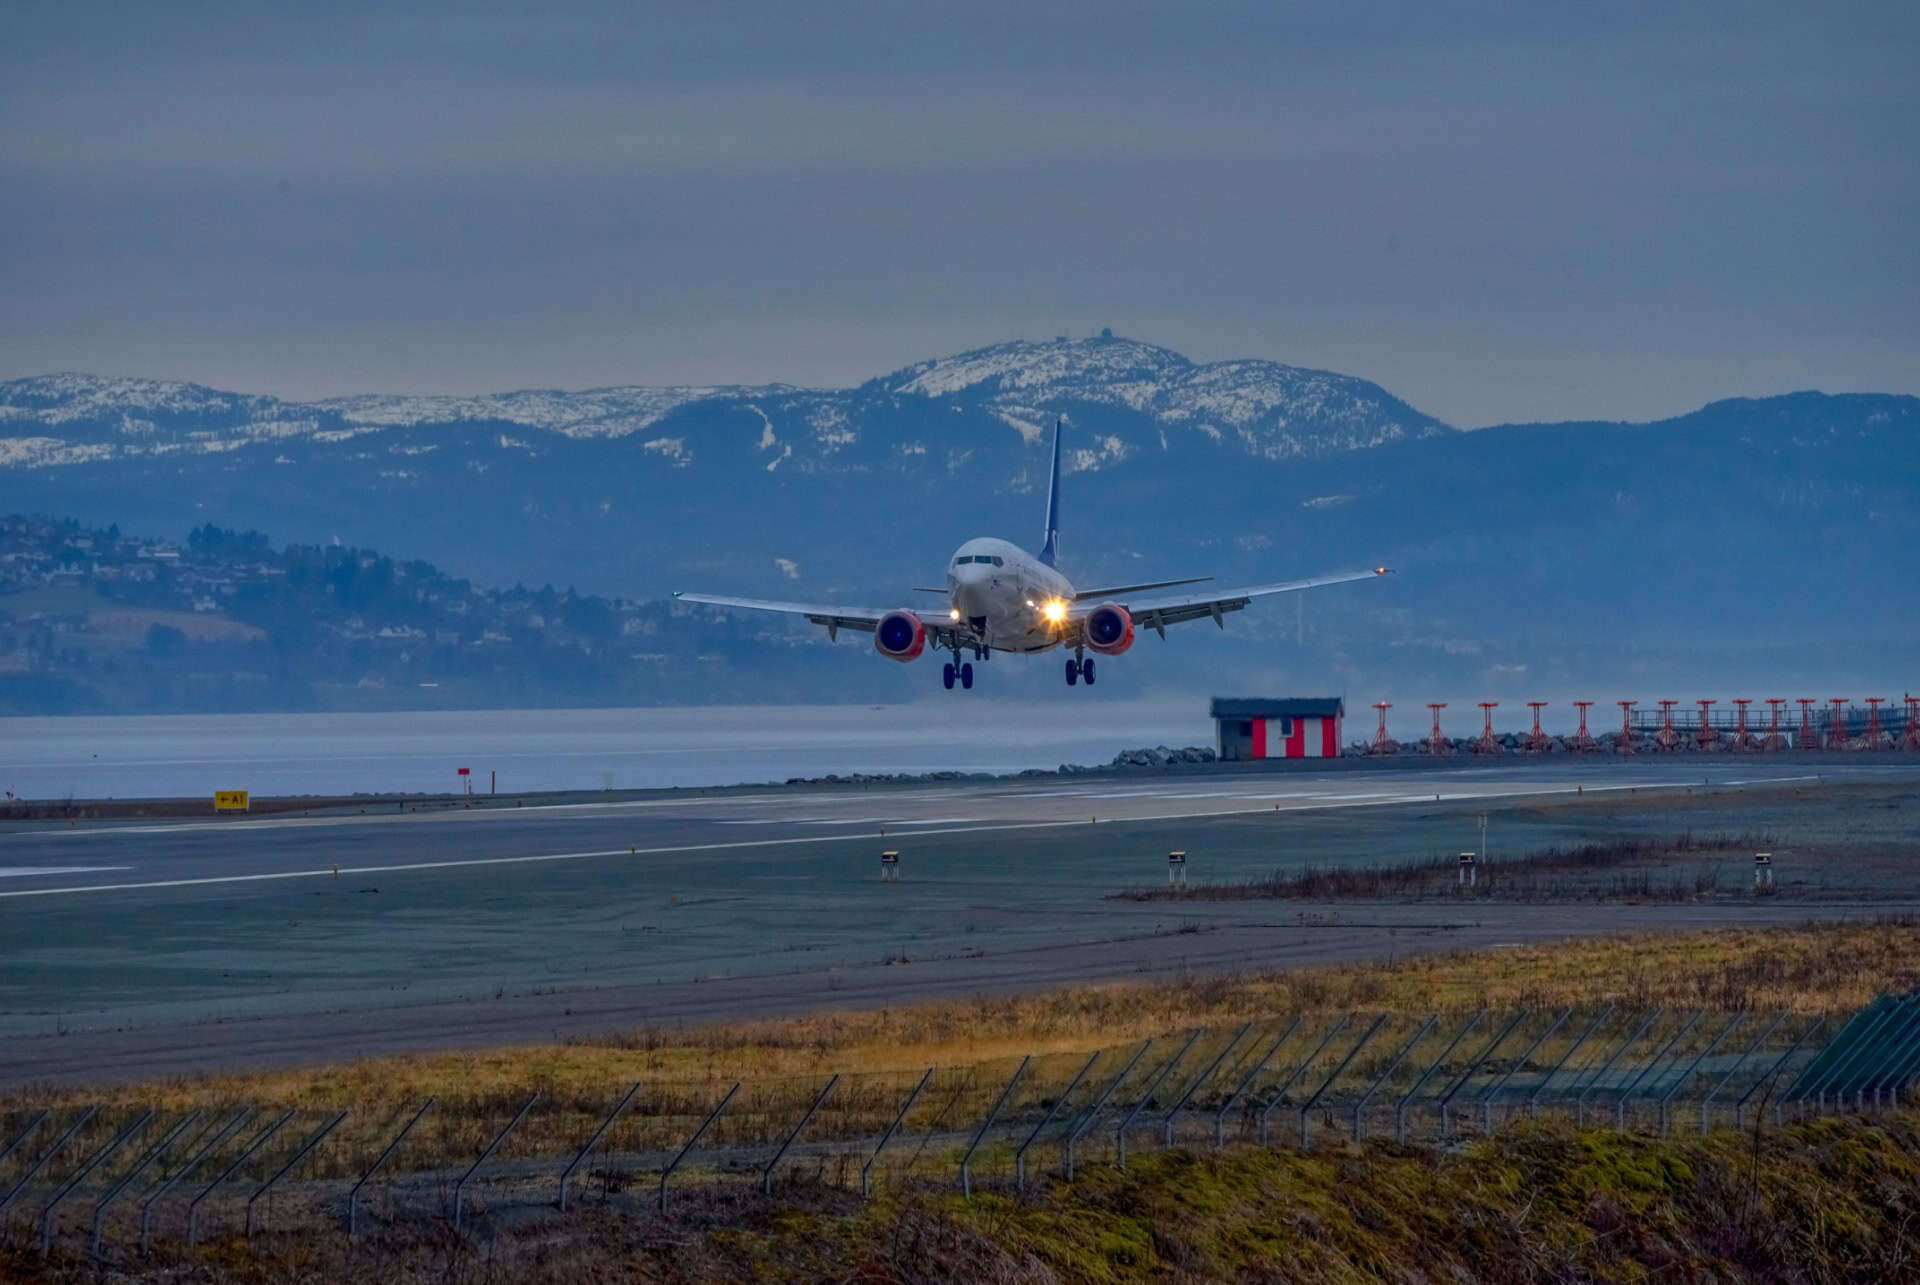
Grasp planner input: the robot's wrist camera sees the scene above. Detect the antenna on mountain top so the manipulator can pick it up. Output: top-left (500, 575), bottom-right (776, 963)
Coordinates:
top-left (1038, 417), bottom-right (1062, 567)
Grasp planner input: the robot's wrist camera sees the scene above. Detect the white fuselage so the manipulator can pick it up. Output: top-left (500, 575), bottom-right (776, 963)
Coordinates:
top-left (945, 537), bottom-right (1075, 653)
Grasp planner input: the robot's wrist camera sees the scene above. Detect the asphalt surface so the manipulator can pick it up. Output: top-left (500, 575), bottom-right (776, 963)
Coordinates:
top-left (2, 759), bottom-right (1912, 1086)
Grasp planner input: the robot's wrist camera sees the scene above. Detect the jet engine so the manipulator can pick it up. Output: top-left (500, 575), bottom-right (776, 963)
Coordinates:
top-left (873, 610), bottom-right (927, 661)
top-left (1084, 603), bottom-right (1134, 655)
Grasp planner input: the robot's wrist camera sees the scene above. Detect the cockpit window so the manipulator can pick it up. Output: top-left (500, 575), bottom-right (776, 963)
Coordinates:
top-left (989, 556), bottom-right (1004, 566)
top-left (955, 555), bottom-right (973, 565)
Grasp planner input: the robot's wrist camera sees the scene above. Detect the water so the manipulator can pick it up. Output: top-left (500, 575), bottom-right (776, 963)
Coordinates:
top-left (0, 699), bottom-right (1214, 800)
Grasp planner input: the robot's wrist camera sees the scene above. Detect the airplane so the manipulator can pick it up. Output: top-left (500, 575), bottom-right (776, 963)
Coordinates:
top-left (674, 419), bottom-right (1391, 690)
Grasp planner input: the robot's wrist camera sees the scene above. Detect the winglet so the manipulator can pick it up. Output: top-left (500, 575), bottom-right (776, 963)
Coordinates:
top-left (1038, 416), bottom-right (1062, 566)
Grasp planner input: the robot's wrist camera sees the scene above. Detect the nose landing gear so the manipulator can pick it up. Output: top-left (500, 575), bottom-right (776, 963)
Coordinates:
top-left (1064, 653), bottom-right (1096, 687)
top-left (943, 652), bottom-right (976, 690)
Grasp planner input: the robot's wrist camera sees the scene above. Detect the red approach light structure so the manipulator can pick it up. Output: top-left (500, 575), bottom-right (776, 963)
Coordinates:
top-left (1863, 698), bottom-right (1889, 749)
top-left (1731, 700), bottom-right (1759, 752)
top-left (1571, 701), bottom-right (1598, 752)
top-left (1656, 700), bottom-right (1681, 752)
top-left (1902, 694), bottom-right (1920, 752)
top-left (1797, 698), bottom-right (1820, 751)
top-left (1827, 699), bottom-right (1852, 750)
top-left (1616, 701), bottom-right (1638, 755)
top-left (1695, 700), bottom-right (1719, 752)
top-left (1427, 702), bottom-right (1449, 756)
top-left (1763, 699), bottom-right (1788, 752)
top-left (1371, 701), bottom-right (1398, 755)
top-left (1473, 702), bottom-right (1501, 755)
top-left (1524, 702), bottom-right (1551, 753)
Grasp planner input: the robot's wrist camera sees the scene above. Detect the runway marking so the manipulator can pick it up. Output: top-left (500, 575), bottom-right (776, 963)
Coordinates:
top-left (7, 771), bottom-right (1842, 841)
top-left (0, 865), bottom-right (128, 878)
top-left (0, 778), bottom-right (1752, 901)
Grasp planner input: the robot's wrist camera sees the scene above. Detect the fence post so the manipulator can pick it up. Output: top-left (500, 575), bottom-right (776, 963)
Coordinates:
top-left (960, 1056), bottom-right (1031, 1198)
top-left (90, 1109), bottom-right (201, 1256)
top-left (1215, 1018), bottom-right (1300, 1149)
top-left (1526, 1004), bottom-right (1614, 1118)
top-left (349, 1099), bottom-right (434, 1235)
top-left (246, 1110), bottom-right (347, 1239)
top-left (1437, 1010), bottom-right (1529, 1141)
top-left (1616, 1011), bottom-right (1702, 1131)
top-left (1299, 1015), bottom-right (1386, 1148)
top-left (1732, 1015), bottom-right (1823, 1130)
top-left (1064, 1040), bottom-right (1153, 1180)
top-left (1116, 1030), bottom-right (1202, 1167)
top-left (1658, 1013), bottom-right (1745, 1134)
top-left (1786, 1001), bottom-right (1901, 1117)
top-left (1700, 1013), bottom-right (1783, 1132)
top-left (1016, 1052), bottom-right (1100, 1191)
top-left (1259, 1015), bottom-right (1352, 1145)
top-left (862, 1068), bottom-right (933, 1198)
top-left (1573, 1009), bottom-right (1662, 1126)
top-left (188, 1108), bottom-right (294, 1246)
top-left (1160, 1024), bottom-right (1251, 1147)
top-left (142, 1107), bottom-right (252, 1254)
top-left (659, 1082), bottom-right (739, 1211)
top-left (1352, 1016), bottom-right (1437, 1141)
top-left (0, 1105), bottom-right (97, 1219)
top-left (764, 1075), bottom-right (839, 1196)
top-left (38, 1109), bottom-right (152, 1253)
top-left (1839, 998), bottom-right (1920, 1111)
top-left (0, 1110), bottom-right (49, 1172)
top-left (1476, 1009), bottom-right (1571, 1134)
top-left (1394, 1011), bottom-right (1483, 1143)
top-left (1860, 1007), bottom-right (1920, 1110)
top-left (451, 1095), bottom-right (535, 1234)
top-left (1784, 995), bottom-right (1896, 1113)
top-left (558, 1085), bottom-right (638, 1212)
top-left (1866, 998), bottom-right (1920, 1106)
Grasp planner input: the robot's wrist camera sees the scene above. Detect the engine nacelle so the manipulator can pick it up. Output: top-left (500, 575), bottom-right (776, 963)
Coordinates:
top-left (873, 610), bottom-right (927, 662)
top-left (1084, 603), bottom-right (1134, 655)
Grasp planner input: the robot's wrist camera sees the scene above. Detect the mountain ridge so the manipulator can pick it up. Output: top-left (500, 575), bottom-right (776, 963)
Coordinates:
top-left (0, 335), bottom-right (1452, 471)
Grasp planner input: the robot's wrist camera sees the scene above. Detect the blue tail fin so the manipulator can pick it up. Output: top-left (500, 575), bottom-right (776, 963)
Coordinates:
top-left (1038, 417), bottom-right (1062, 566)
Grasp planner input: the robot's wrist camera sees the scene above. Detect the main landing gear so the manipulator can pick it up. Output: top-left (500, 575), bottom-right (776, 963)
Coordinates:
top-left (943, 643), bottom-right (987, 690)
top-left (1065, 654), bottom-right (1096, 687)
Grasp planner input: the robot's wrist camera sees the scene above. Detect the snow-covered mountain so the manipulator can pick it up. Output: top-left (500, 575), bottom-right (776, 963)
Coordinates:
top-left (0, 335), bottom-right (1451, 472)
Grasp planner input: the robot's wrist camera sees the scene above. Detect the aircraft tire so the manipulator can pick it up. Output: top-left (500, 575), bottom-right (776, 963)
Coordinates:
top-left (1083, 658), bottom-right (1096, 685)
top-left (1065, 659), bottom-right (1078, 686)
top-left (960, 662), bottom-right (974, 689)
top-left (943, 662), bottom-right (956, 690)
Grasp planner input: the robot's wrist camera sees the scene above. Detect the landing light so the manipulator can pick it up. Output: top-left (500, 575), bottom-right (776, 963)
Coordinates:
top-left (949, 608), bottom-right (961, 620)
top-left (1042, 599), bottom-right (1068, 624)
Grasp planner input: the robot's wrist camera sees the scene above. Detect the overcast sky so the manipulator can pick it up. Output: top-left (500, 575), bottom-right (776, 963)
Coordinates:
top-left (3, 1), bottom-right (1914, 425)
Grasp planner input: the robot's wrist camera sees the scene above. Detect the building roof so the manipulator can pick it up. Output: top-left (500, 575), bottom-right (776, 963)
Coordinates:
top-left (1210, 697), bottom-right (1346, 719)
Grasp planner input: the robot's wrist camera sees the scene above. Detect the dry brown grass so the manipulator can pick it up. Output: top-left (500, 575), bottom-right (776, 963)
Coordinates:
top-left (1120, 833), bottom-right (1776, 902)
top-left (9, 918), bottom-right (1918, 1124)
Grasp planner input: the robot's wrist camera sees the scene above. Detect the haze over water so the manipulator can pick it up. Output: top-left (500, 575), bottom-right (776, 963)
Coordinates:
top-left (0, 701), bottom-right (1214, 801)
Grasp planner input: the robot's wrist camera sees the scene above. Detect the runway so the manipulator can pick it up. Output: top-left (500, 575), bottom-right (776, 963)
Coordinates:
top-left (1, 759), bottom-right (1912, 1086)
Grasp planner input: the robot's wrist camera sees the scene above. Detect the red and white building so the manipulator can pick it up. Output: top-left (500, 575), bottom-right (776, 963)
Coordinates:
top-left (1211, 697), bottom-right (1346, 760)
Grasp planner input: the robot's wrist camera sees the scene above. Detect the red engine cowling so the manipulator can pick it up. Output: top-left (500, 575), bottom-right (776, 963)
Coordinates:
top-left (1084, 603), bottom-right (1134, 655)
top-left (873, 610), bottom-right (926, 661)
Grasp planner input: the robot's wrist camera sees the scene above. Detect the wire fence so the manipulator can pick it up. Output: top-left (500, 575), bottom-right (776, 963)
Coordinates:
top-left (6, 993), bottom-right (1920, 1260)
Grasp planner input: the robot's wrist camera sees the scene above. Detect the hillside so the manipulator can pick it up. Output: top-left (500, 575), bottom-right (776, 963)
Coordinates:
top-left (0, 516), bottom-right (885, 714)
top-left (1, 337), bottom-right (1916, 712)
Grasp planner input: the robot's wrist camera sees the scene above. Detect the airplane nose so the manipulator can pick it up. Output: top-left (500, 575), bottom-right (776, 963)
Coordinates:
top-left (951, 564), bottom-right (991, 617)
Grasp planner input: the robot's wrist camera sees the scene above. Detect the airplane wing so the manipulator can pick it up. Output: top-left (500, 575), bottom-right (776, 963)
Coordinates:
top-left (673, 591), bottom-right (967, 645)
top-left (1068, 568), bottom-right (1391, 639)
top-left (1071, 576), bottom-right (1211, 601)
